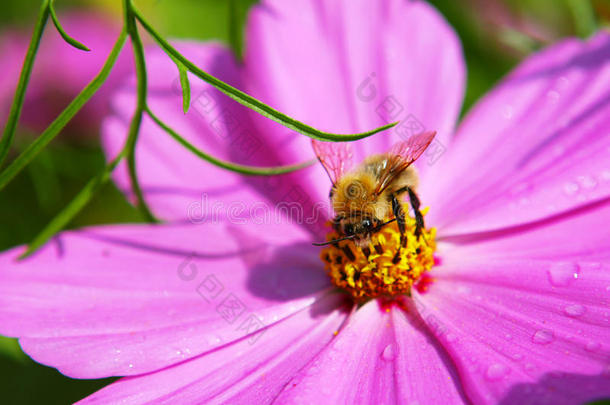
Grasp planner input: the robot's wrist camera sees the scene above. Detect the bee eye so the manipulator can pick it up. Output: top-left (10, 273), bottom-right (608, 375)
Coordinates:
top-left (362, 218), bottom-right (372, 229)
top-left (344, 224), bottom-right (354, 235)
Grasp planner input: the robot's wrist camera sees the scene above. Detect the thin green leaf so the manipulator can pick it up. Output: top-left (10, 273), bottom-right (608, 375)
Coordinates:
top-left (146, 107), bottom-right (315, 175)
top-left (170, 55), bottom-right (191, 114)
top-left (131, 5), bottom-right (397, 142)
top-left (124, 1), bottom-right (159, 223)
top-left (49, 0), bottom-right (90, 51)
top-left (0, 28), bottom-right (128, 192)
top-left (565, 0), bottom-right (597, 38)
top-left (0, 0), bottom-right (50, 166)
top-left (228, 0), bottom-right (241, 61)
top-left (19, 153), bottom-right (125, 259)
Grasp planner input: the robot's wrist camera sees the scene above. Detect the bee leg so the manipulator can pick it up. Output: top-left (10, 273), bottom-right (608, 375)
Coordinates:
top-left (391, 193), bottom-right (407, 264)
top-left (406, 187), bottom-right (426, 242)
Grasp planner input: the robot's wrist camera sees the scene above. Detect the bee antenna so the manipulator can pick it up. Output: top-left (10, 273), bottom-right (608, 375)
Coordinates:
top-left (312, 234), bottom-right (357, 246)
top-left (372, 217), bottom-right (397, 232)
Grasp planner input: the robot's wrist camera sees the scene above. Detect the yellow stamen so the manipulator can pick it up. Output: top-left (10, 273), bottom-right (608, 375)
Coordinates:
top-left (320, 206), bottom-right (436, 301)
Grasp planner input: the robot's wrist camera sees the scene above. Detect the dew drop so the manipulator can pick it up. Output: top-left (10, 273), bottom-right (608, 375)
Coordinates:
top-left (585, 341), bottom-right (601, 352)
top-left (486, 363), bottom-right (509, 381)
top-left (382, 344), bottom-right (397, 361)
top-left (305, 365), bottom-right (320, 376)
top-left (456, 286), bottom-right (471, 295)
top-left (532, 329), bottom-right (555, 345)
top-left (564, 304), bottom-right (586, 317)
top-left (510, 353), bottom-right (524, 362)
top-left (578, 175), bottom-right (598, 190)
top-left (563, 182), bottom-right (579, 195)
top-left (128, 363), bottom-right (134, 369)
top-left (547, 262), bottom-right (580, 287)
top-left (546, 90), bottom-right (560, 104)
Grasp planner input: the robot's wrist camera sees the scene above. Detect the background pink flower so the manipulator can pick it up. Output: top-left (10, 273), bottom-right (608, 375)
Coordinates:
top-left (0, 11), bottom-right (131, 135)
top-left (1, 0), bottom-right (610, 404)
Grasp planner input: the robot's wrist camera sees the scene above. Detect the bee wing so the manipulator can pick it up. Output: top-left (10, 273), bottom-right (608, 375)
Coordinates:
top-left (373, 131), bottom-right (437, 195)
top-left (387, 130), bottom-right (437, 164)
top-left (311, 140), bottom-right (354, 185)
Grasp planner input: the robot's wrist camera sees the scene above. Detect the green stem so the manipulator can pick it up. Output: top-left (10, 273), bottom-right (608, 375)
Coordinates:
top-left (0, 0), bottom-right (50, 166)
top-left (228, 0), bottom-right (241, 61)
top-left (131, 5), bottom-right (397, 142)
top-left (0, 28), bottom-right (128, 192)
top-left (124, 0), bottom-right (158, 223)
top-left (565, 0), bottom-right (597, 38)
top-left (146, 107), bottom-right (315, 175)
top-left (49, 0), bottom-right (90, 51)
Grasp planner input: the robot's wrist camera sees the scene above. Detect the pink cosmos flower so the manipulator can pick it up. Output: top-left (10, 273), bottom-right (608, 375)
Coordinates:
top-left (2, 1), bottom-right (610, 403)
top-left (0, 11), bottom-right (130, 134)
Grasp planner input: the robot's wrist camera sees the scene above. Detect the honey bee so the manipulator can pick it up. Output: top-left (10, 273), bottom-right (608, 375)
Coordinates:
top-left (312, 131), bottom-right (436, 258)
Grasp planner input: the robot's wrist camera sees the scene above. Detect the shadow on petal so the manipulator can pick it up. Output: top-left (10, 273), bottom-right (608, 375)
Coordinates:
top-left (498, 371), bottom-right (610, 405)
top-left (244, 240), bottom-right (330, 302)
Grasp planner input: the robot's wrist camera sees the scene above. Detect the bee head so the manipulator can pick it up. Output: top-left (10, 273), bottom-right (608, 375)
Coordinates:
top-left (341, 217), bottom-right (377, 237)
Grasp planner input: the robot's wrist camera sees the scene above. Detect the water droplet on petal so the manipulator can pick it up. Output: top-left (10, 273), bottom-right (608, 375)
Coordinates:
top-left (547, 262), bottom-right (580, 287)
top-left (564, 304), bottom-right (586, 317)
top-left (585, 341), bottom-right (601, 352)
top-left (557, 76), bottom-right (570, 88)
top-left (305, 365), bottom-right (320, 376)
top-left (547, 90), bottom-right (560, 104)
top-left (456, 286), bottom-right (471, 295)
top-left (510, 353), bottom-right (524, 362)
top-left (532, 329), bottom-right (555, 345)
top-left (578, 175), bottom-right (597, 190)
top-left (128, 363), bottom-right (134, 369)
top-left (382, 344), bottom-right (397, 361)
top-left (563, 182), bottom-right (579, 196)
top-left (486, 363), bottom-right (509, 381)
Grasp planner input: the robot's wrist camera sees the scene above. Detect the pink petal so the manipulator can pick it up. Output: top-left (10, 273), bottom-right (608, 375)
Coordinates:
top-left (424, 32), bottom-right (610, 235)
top-left (275, 300), bottom-right (467, 404)
top-left (439, 192), bottom-right (610, 263)
top-left (414, 257), bottom-right (610, 404)
top-left (78, 293), bottom-right (349, 404)
top-left (0, 221), bottom-right (330, 378)
top-left (243, 0), bottom-right (465, 173)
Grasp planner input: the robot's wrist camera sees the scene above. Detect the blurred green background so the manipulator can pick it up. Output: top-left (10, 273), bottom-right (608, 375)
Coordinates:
top-left (0, 0), bottom-right (608, 403)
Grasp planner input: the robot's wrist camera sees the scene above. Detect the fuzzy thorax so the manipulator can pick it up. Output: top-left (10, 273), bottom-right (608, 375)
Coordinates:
top-left (320, 206), bottom-right (436, 300)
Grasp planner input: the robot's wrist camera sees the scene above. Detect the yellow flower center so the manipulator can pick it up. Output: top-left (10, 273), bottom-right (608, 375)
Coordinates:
top-left (320, 206), bottom-right (436, 301)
